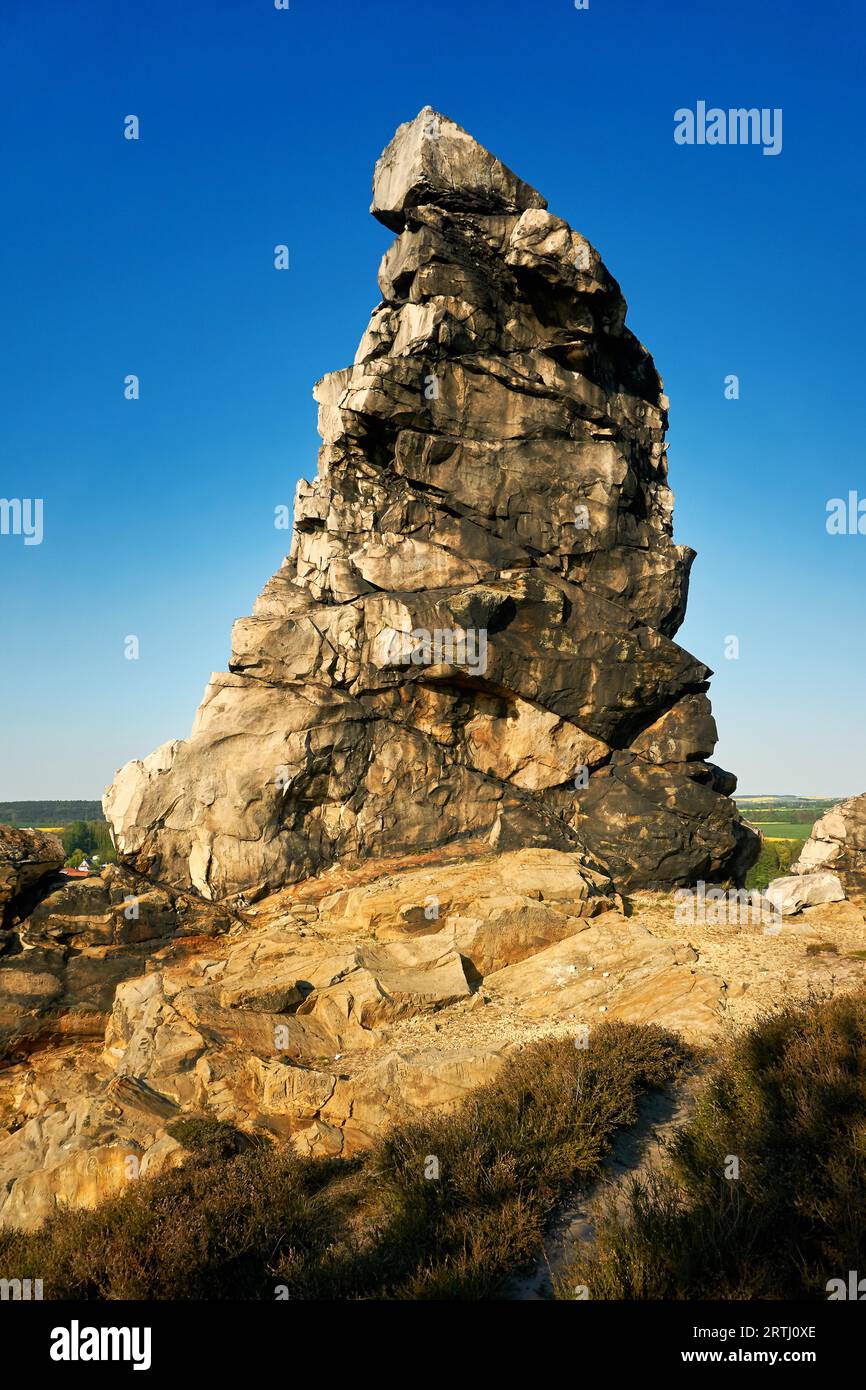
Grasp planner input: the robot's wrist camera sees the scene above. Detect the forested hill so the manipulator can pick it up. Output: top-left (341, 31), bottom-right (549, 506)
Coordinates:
top-left (0, 801), bottom-right (104, 826)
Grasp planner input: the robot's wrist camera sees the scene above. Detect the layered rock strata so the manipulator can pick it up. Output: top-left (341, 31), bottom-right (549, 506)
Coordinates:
top-left (104, 108), bottom-right (757, 899)
top-left (0, 848), bottom-right (720, 1230)
top-left (0, 864), bottom-right (230, 1049)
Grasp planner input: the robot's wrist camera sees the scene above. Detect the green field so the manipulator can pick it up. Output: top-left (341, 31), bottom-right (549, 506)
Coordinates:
top-left (737, 796), bottom-right (836, 877)
top-left (747, 821), bottom-right (813, 839)
top-left (736, 795), bottom-right (833, 891)
top-left (736, 797), bottom-right (836, 824)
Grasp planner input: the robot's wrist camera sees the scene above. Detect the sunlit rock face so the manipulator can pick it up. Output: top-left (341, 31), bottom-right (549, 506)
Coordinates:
top-left (104, 108), bottom-right (758, 899)
top-left (793, 795), bottom-right (866, 905)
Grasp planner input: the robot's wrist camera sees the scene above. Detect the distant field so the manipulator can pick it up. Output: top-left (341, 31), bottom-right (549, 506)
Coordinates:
top-left (737, 796), bottom-right (831, 804)
top-left (738, 802), bottom-right (834, 819)
top-left (0, 808), bottom-right (115, 867)
top-left (737, 796), bottom-right (835, 850)
top-left (748, 822), bottom-right (813, 839)
top-left (736, 796), bottom-right (828, 890)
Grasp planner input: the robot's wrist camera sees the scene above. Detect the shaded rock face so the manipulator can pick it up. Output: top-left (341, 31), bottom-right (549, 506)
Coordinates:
top-left (104, 108), bottom-right (757, 898)
top-left (793, 795), bottom-right (866, 905)
top-left (0, 865), bottom-right (231, 1050)
top-left (0, 826), bottom-right (64, 933)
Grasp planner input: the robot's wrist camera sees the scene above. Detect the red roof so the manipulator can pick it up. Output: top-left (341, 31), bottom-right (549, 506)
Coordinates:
top-left (62, 868), bottom-right (91, 878)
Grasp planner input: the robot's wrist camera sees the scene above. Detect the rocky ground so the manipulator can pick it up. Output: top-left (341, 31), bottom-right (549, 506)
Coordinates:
top-left (2, 829), bottom-right (865, 1234)
top-left (629, 891), bottom-right (866, 1032)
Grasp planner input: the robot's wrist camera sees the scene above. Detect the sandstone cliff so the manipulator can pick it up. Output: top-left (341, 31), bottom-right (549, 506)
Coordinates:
top-left (103, 108), bottom-right (758, 901)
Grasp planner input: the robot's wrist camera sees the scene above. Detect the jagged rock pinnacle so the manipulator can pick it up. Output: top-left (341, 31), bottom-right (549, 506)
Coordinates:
top-left (104, 112), bottom-right (759, 900)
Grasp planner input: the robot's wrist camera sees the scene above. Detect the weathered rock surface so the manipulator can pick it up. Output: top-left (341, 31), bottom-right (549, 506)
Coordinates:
top-left (0, 864), bottom-right (231, 1049)
top-left (485, 914), bottom-right (721, 1034)
top-left (0, 113), bottom-right (767, 1232)
top-left (317, 846), bottom-right (614, 933)
top-left (0, 826), bottom-right (64, 931)
top-left (103, 108), bottom-right (756, 898)
top-left (0, 1048), bottom-right (185, 1232)
top-left (0, 847), bottom-right (725, 1228)
top-left (792, 795), bottom-right (866, 905)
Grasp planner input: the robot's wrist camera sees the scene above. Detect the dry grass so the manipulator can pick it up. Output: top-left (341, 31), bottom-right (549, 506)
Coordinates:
top-left (0, 1022), bottom-right (687, 1300)
top-left (558, 990), bottom-right (866, 1300)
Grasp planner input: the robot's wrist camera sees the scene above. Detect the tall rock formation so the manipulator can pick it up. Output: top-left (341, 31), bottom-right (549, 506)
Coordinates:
top-left (105, 109), bottom-right (758, 899)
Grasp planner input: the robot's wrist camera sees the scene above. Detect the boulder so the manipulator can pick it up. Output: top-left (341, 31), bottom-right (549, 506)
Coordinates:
top-left (292, 1044), bottom-right (515, 1158)
top-left (0, 864), bottom-right (231, 1051)
top-left (295, 938), bottom-right (471, 1043)
top-left (0, 1142), bottom-right (138, 1232)
top-left (22, 867), bottom-right (180, 949)
top-left (765, 870), bottom-right (846, 917)
top-left (485, 913), bottom-right (721, 1040)
top-left (319, 847), bottom-right (613, 935)
top-left (103, 973), bottom-right (207, 1107)
top-left (371, 107), bottom-right (546, 230)
top-left (0, 1060), bottom-right (186, 1231)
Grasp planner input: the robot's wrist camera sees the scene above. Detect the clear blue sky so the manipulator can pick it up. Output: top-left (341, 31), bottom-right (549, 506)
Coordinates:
top-left (1, 0), bottom-right (864, 801)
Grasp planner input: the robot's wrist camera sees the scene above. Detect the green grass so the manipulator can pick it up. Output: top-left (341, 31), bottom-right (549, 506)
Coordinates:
top-left (557, 990), bottom-right (866, 1300)
top-left (736, 798), bottom-right (836, 821)
top-left (0, 1022), bottom-right (688, 1300)
top-left (748, 821), bottom-right (813, 839)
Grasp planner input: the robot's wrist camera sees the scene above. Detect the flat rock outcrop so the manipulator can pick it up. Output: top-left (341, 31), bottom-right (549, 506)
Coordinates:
top-left (103, 108), bottom-right (756, 899)
top-left (792, 795), bottom-right (866, 905)
top-left (0, 865), bottom-right (231, 1050)
top-left (0, 847), bottom-right (724, 1229)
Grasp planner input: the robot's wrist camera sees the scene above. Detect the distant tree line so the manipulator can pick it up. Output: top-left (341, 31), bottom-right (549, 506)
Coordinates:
top-left (0, 801), bottom-right (104, 826)
top-left (62, 820), bottom-right (115, 864)
top-left (745, 837), bottom-right (805, 892)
